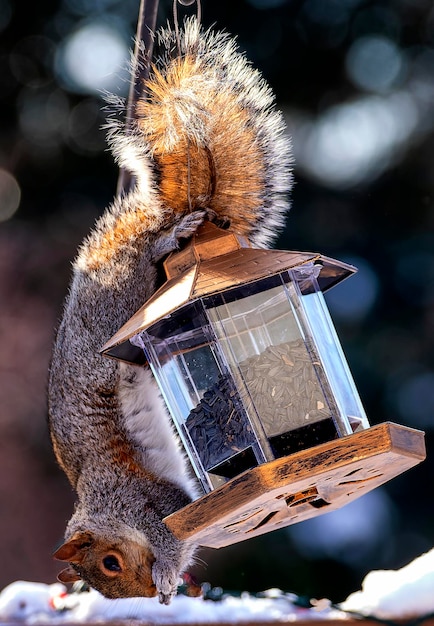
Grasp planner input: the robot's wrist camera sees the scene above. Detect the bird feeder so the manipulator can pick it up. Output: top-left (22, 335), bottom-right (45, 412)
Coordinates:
top-left (101, 222), bottom-right (425, 549)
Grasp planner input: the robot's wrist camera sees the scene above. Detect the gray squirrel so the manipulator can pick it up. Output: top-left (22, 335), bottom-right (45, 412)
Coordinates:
top-left (48, 18), bottom-right (293, 604)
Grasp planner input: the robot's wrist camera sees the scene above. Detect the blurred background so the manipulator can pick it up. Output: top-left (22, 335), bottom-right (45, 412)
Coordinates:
top-left (1, 0), bottom-right (434, 605)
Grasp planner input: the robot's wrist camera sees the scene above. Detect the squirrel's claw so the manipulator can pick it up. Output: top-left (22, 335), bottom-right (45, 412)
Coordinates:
top-left (158, 591), bottom-right (174, 606)
top-left (152, 560), bottom-right (179, 605)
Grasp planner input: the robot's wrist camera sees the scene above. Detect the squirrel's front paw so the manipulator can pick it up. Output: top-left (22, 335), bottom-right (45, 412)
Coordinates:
top-left (152, 560), bottom-right (180, 605)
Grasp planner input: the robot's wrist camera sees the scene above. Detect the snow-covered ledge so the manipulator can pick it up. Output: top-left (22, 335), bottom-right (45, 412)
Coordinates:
top-left (1, 548), bottom-right (434, 625)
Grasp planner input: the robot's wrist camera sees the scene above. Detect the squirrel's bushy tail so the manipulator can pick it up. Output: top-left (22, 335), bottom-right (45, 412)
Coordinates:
top-left (108, 18), bottom-right (293, 248)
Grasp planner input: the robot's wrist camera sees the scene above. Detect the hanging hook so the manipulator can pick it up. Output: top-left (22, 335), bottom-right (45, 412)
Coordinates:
top-left (173, 0), bottom-right (202, 56)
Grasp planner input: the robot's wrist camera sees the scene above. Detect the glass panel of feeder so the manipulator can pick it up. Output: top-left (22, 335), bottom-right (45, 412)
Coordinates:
top-left (141, 304), bottom-right (220, 409)
top-left (205, 275), bottom-right (342, 458)
top-left (134, 301), bottom-right (258, 491)
top-left (132, 323), bottom-right (213, 491)
top-left (289, 267), bottom-right (370, 433)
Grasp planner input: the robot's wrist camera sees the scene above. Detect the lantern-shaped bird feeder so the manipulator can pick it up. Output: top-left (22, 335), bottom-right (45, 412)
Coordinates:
top-left (101, 221), bottom-right (425, 549)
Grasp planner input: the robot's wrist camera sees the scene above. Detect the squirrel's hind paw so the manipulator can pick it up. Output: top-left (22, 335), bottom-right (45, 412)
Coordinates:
top-left (153, 210), bottom-right (206, 262)
top-left (172, 210), bottom-right (207, 243)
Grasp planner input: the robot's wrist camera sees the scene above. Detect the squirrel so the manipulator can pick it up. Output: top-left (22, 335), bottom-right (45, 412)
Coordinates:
top-left (48, 17), bottom-right (293, 604)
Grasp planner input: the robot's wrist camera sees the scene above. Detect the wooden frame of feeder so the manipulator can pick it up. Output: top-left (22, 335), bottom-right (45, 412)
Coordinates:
top-left (163, 421), bottom-right (425, 548)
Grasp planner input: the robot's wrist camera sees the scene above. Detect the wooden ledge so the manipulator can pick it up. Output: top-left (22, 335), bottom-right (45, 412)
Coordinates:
top-left (164, 422), bottom-right (425, 549)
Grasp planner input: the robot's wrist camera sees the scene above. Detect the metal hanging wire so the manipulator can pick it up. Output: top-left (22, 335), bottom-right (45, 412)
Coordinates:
top-left (172, 0), bottom-right (202, 212)
top-left (116, 0), bottom-right (160, 196)
top-left (116, 0), bottom-right (202, 197)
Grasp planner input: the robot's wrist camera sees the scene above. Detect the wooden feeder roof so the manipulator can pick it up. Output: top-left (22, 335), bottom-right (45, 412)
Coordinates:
top-left (101, 222), bottom-right (357, 361)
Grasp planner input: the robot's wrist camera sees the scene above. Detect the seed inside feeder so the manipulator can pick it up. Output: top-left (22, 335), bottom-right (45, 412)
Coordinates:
top-left (185, 337), bottom-right (341, 480)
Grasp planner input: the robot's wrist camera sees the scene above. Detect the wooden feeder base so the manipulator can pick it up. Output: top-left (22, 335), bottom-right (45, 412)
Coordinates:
top-left (164, 422), bottom-right (425, 549)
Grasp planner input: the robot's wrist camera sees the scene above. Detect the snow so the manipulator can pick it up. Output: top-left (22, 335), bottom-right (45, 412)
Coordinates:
top-left (1, 548), bottom-right (434, 624)
top-left (0, 582), bottom-right (66, 622)
top-left (0, 583), bottom-right (342, 624)
top-left (341, 547), bottom-right (434, 619)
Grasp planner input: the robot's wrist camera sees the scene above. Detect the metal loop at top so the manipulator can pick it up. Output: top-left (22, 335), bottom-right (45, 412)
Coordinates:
top-left (173, 0), bottom-right (202, 55)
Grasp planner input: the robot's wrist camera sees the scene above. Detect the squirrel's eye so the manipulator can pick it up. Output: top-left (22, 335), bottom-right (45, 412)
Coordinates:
top-left (102, 555), bottom-right (122, 573)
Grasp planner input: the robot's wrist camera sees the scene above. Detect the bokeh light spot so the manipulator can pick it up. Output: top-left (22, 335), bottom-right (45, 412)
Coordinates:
top-left (297, 0), bottom-right (353, 47)
top-left (302, 0), bottom-right (351, 27)
top-left (346, 35), bottom-right (405, 93)
top-left (246, 0), bottom-right (288, 9)
top-left (0, 0), bottom-right (11, 32)
top-left (55, 21), bottom-right (129, 95)
top-left (67, 99), bottom-right (106, 154)
top-left (288, 489), bottom-right (394, 567)
top-left (390, 371), bottom-right (434, 429)
top-left (63, 0), bottom-right (120, 16)
top-left (0, 170), bottom-right (21, 221)
top-left (288, 90), bottom-right (418, 188)
top-left (325, 256), bottom-right (379, 322)
top-left (9, 36), bottom-right (56, 88)
top-left (395, 241), bottom-right (434, 305)
top-left (351, 6), bottom-right (401, 41)
top-left (18, 88), bottom-right (70, 148)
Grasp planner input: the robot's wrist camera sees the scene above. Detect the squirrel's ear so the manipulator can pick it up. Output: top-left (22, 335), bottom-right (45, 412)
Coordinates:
top-left (57, 565), bottom-right (82, 583)
top-left (53, 532), bottom-right (94, 563)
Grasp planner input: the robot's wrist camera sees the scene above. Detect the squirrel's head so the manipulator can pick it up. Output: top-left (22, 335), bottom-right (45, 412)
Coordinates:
top-left (53, 531), bottom-right (157, 599)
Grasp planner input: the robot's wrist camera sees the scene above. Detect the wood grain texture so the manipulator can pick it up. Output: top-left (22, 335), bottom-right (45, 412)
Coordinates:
top-left (164, 423), bottom-right (425, 549)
